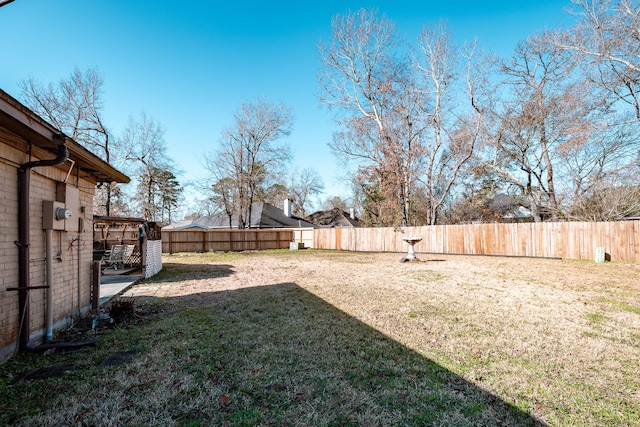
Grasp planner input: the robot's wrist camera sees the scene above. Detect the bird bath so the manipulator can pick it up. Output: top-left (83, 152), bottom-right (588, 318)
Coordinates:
top-left (401, 237), bottom-right (422, 262)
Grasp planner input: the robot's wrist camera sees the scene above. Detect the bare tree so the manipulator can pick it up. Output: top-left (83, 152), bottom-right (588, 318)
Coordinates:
top-left (20, 68), bottom-right (111, 159)
top-left (318, 9), bottom-right (427, 226)
top-left (547, 0), bottom-right (640, 220)
top-left (19, 67), bottom-right (121, 215)
top-left (569, 182), bottom-right (640, 220)
top-left (204, 99), bottom-right (293, 228)
top-left (475, 31), bottom-right (605, 221)
top-left (210, 178), bottom-right (237, 227)
top-left (413, 23), bottom-right (486, 225)
top-left (323, 196), bottom-right (350, 211)
top-left (288, 168), bottom-right (325, 216)
top-left (557, 0), bottom-right (640, 120)
top-left (261, 182), bottom-right (290, 209)
top-left (318, 11), bottom-right (493, 226)
top-left (476, 27), bottom-right (640, 222)
top-left (120, 112), bottom-right (177, 221)
top-left (560, 121), bottom-right (640, 218)
top-left (93, 182), bottom-right (129, 217)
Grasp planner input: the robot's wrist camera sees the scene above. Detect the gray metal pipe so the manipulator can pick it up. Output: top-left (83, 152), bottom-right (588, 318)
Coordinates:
top-left (17, 134), bottom-right (68, 351)
top-left (45, 229), bottom-right (53, 342)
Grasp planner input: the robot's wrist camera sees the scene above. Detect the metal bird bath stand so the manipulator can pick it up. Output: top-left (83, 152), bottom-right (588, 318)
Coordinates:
top-left (401, 237), bottom-right (422, 262)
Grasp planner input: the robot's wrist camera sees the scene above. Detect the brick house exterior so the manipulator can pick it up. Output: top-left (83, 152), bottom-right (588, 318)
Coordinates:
top-left (0, 89), bottom-right (129, 361)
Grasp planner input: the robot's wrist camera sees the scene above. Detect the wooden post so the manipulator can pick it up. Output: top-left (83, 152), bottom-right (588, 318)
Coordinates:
top-left (92, 260), bottom-right (101, 311)
top-left (140, 231), bottom-right (147, 278)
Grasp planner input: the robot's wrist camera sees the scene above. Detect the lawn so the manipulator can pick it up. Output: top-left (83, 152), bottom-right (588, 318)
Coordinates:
top-left (1, 250), bottom-right (638, 426)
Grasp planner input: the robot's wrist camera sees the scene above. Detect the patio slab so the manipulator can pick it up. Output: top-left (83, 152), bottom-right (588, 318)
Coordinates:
top-left (99, 273), bottom-right (142, 306)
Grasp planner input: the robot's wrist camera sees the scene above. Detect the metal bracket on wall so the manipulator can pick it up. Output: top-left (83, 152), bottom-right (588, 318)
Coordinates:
top-left (63, 159), bottom-right (75, 183)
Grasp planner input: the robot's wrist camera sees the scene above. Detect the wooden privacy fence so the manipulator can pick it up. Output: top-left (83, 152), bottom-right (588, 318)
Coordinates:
top-left (313, 221), bottom-right (640, 262)
top-left (163, 228), bottom-right (297, 253)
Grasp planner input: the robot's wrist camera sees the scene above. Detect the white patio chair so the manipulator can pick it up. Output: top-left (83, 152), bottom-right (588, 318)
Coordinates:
top-left (102, 244), bottom-right (126, 270)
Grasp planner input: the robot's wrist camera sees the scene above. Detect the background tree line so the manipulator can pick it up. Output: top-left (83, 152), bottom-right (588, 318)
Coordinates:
top-left (200, 99), bottom-right (325, 227)
top-left (318, 0), bottom-right (640, 226)
top-left (19, 0), bottom-right (639, 227)
top-left (19, 68), bottom-right (182, 223)
top-left (19, 72), bottom-right (327, 226)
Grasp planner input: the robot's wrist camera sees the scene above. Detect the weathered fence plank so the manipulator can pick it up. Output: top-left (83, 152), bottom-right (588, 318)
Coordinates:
top-left (162, 229), bottom-right (297, 253)
top-left (313, 221), bottom-right (640, 262)
top-left (162, 222), bottom-right (638, 262)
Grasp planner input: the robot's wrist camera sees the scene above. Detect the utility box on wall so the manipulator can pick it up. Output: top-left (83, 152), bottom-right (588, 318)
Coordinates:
top-left (43, 200), bottom-right (71, 231)
top-left (56, 182), bottom-right (82, 232)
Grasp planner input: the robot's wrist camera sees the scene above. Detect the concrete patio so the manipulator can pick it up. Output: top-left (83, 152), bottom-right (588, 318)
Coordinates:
top-left (99, 271), bottom-right (142, 306)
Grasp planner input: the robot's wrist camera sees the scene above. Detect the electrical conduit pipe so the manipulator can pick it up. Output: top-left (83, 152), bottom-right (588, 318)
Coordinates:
top-left (45, 229), bottom-right (53, 341)
top-left (17, 134), bottom-right (96, 351)
top-left (17, 134), bottom-right (68, 350)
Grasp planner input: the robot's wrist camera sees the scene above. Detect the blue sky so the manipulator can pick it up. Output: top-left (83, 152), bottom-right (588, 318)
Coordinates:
top-left (0, 0), bottom-right (572, 214)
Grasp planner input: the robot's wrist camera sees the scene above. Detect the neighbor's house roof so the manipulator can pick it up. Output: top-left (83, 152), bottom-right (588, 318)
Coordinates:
top-left (307, 208), bottom-right (361, 228)
top-left (489, 193), bottom-right (560, 222)
top-left (489, 194), bottom-right (534, 221)
top-left (164, 202), bottom-right (315, 230)
top-left (503, 206), bottom-right (534, 221)
top-left (163, 219), bottom-right (205, 230)
top-left (0, 89), bottom-right (129, 184)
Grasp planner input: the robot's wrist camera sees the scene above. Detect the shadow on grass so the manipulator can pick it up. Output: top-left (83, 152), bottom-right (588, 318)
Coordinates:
top-left (150, 262), bottom-right (236, 281)
top-left (131, 281), bottom-right (545, 426)
top-left (1, 264), bottom-right (546, 425)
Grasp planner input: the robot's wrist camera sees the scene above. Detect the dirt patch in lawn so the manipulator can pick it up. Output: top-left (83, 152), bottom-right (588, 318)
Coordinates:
top-left (120, 250), bottom-right (640, 425)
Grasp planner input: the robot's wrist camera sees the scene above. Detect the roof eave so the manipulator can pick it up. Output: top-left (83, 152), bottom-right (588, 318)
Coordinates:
top-left (0, 89), bottom-right (130, 184)
top-left (65, 138), bottom-right (130, 183)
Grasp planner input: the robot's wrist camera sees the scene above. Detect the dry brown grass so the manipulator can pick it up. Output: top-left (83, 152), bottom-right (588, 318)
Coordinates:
top-left (1, 250), bottom-right (638, 426)
top-left (128, 250), bottom-right (640, 425)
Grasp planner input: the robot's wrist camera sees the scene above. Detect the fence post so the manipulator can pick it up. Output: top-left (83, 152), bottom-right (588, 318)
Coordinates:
top-left (91, 261), bottom-right (101, 311)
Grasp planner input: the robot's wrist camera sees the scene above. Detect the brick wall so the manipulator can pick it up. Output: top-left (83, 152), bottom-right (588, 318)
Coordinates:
top-left (0, 138), bottom-right (98, 361)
